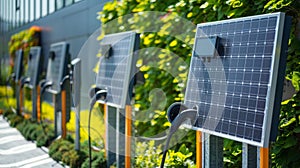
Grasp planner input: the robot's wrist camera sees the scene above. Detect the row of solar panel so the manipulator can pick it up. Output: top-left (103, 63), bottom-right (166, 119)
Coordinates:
top-left (12, 12), bottom-right (291, 148)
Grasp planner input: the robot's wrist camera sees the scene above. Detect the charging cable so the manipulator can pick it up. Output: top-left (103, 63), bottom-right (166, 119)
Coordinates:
top-left (160, 102), bottom-right (198, 168)
top-left (88, 89), bottom-right (107, 168)
top-left (20, 77), bottom-right (30, 88)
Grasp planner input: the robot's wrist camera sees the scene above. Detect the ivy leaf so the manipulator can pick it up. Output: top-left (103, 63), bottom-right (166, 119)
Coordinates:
top-left (283, 136), bottom-right (297, 149)
top-left (293, 127), bottom-right (300, 133)
top-left (169, 40), bottom-right (178, 47)
top-left (280, 117), bottom-right (296, 128)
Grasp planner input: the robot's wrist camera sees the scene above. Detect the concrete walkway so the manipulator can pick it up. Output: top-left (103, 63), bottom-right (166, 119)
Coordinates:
top-left (0, 116), bottom-right (64, 168)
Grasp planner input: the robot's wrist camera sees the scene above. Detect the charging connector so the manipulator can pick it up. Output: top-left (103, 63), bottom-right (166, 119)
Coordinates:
top-left (160, 102), bottom-right (198, 168)
top-left (88, 89), bottom-right (107, 168)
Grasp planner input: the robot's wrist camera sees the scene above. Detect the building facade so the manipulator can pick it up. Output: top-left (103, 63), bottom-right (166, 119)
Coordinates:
top-left (0, 0), bottom-right (109, 109)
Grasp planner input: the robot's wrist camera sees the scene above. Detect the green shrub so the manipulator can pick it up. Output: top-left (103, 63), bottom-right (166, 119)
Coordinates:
top-left (9, 115), bottom-right (23, 127)
top-left (135, 141), bottom-right (194, 168)
top-left (16, 119), bottom-right (29, 133)
top-left (5, 112), bottom-right (17, 121)
top-left (62, 149), bottom-right (86, 168)
top-left (36, 125), bottom-right (55, 147)
top-left (23, 124), bottom-right (38, 140)
top-left (49, 139), bottom-right (73, 161)
top-left (99, 0), bottom-right (300, 167)
top-left (2, 109), bottom-right (13, 118)
top-left (80, 140), bottom-right (106, 168)
top-left (49, 139), bottom-right (88, 167)
top-left (223, 140), bottom-right (242, 168)
top-left (81, 151), bottom-right (107, 168)
top-left (48, 139), bottom-right (62, 157)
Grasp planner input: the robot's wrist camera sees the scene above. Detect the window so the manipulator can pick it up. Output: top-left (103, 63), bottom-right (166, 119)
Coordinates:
top-left (30, 0), bottom-right (34, 22)
top-left (0, 0), bottom-right (3, 33)
top-left (65, 0), bottom-right (73, 6)
top-left (49, 0), bottom-right (55, 14)
top-left (42, 0), bottom-right (47, 17)
top-left (25, 0), bottom-right (29, 23)
top-left (12, 0), bottom-right (15, 28)
top-left (16, 0), bottom-right (20, 27)
top-left (35, 0), bottom-right (41, 20)
top-left (20, 0), bottom-right (24, 25)
top-left (56, 0), bottom-right (64, 10)
top-left (1, 0), bottom-right (85, 31)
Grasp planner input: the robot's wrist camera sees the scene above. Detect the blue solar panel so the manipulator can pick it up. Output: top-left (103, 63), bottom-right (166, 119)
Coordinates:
top-left (46, 42), bottom-right (69, 94)
top-left (14, 49), bottom-right (23, 82)
top-left (27, 46), bottom-right (42, 88)
top-left (96, 31), bottom-right (139, 108)
top-left (184, 13), bottom-right (290, 147)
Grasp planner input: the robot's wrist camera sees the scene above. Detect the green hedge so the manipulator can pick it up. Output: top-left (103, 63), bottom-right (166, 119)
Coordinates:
top-left (2, 110), bottom-right (55, 147)
top-left (2, 109), bottom-right (106, 168)
top-left (98, 0), bottom-right (300, 167)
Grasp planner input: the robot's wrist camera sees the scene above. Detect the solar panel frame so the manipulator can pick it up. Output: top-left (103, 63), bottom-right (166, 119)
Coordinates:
top-left (14, 49), bottom-right (23, 82)
top-left (184, 12), bottom-right (289, 147)
top-left (46, 42), bottom-right (69, 94)
top-left (27, 46), bottom-right (42, 89)
top-left (96, 31), bottom-right (139, 108)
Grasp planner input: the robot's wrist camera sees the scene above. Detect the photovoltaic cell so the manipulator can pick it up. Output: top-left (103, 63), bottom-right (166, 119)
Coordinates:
top-left (27, 46), bottom-right (42, 88)
top-left (14, 49), bottom-right (23, 82)
top-left (96, 31), bottom-right (139, 108)
top-left (46, 42), bottom-right (69, 94)
top-left (184, 13), bottom-right (290, 147)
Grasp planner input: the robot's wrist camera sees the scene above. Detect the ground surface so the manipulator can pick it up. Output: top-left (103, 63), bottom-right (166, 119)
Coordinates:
top-left (0, 115), bottom-right (64, 168)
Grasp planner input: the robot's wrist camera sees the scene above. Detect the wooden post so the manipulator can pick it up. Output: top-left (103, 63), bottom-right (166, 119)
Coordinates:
top-left (19, 81), bottom-right (23, 115)
top-left (260, 147), bottom-right (269, 168)
top-left (125, 105), bottom-right (132, 168)
top-left (196, 131), bottom-right (202, 168)
top-left (37, 86), bottom-right (41, 122)
top-left (61, 90), bottom-right (67, 139)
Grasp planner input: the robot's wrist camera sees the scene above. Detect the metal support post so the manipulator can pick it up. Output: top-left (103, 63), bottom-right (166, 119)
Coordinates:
top-left (75, 100), bottom-right (80, 150)
top-left (106, 105), bottom-right (117, 167)
top-left (32, 87), bottom-right (38, 120)
top-left (72, 58), bottom-right (81, 150)
top-left (117, 108), bottom-right (125, 167)
top-left (242, 143), bottom-right (258, 168)
top-left (203, 133), bottom-right (223, 168)
top-left (54, 93), bottom-right (62, 137)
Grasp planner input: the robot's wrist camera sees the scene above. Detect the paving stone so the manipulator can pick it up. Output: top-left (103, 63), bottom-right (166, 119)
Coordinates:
top-left (0, 116), bottom-right (64, 168)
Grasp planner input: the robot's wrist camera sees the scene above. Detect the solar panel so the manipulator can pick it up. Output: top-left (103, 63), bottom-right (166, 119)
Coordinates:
top-left (184, 12), bottom-right (291, 147)
top-left (46, 42), bottom-right (69, 94)
top-left (27, 46), bottom-right (42, 88)
top-left (96, 31), bottom-right (139, 108)
top-left (14, 49), bottom-right (23, 82)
